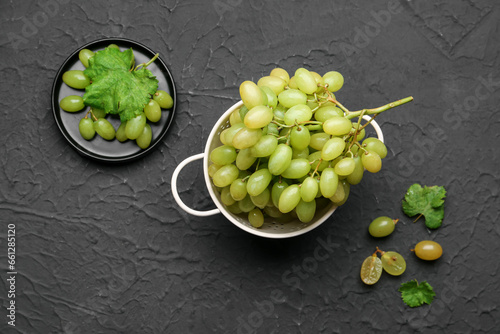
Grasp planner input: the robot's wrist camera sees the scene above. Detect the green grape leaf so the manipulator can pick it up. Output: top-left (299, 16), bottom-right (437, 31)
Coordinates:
top-left (402, 183), bottom-right (446, 229)
top-left (399, 280), bottom-right (436, 308)
top-left (83, 47), bottom-right (158, 122)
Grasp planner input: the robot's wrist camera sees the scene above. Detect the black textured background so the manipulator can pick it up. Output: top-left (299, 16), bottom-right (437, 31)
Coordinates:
top-left (1, 1), bottom-right (499, 333)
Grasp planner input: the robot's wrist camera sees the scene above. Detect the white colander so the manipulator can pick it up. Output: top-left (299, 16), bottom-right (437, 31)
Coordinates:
top-left (171, 101), bottom-right (384, 238)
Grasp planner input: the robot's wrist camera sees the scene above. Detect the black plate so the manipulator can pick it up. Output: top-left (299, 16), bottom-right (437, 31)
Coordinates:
top-left (51, 38), bottom-right (176, 163)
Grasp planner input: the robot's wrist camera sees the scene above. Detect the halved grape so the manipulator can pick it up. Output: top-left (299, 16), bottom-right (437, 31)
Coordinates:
top-left (381, 251), bottom-right (406, 276)
top-left (360, 254), bottom-right (383, 285)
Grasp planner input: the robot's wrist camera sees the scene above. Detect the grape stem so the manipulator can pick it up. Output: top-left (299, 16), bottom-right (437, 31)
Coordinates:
top-left (349, 96), bottom-right (414, 120)
top-left (133, 53), bottom-right (159, 71)
top-left (413, 213), bottom-right (424, 223)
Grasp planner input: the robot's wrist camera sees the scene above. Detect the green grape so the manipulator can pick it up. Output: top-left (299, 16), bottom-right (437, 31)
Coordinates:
top-left (136, 124), bottom-right (152, 149)
top-left (278, 89), bottom-right (307, 108)
top-left (240, 80), bottom-right (266, 110)
top-left (321, 137), bottom-right (346, 161)
top-left (257, 76), bottom-right (287, 96)
top-left (78, 118), bottom-right (95, 140)
top-left (125, 112), bottom-right (146, 140)
top-left (271, 181), bottom-right (288, 207)
top-left (266, 123), bottom-right (279, 136)
top-left (230, 178), bottom-right (248, 201)
top-left (250, 187), bottom-right (270, 209)
top-left (208, 164), bottom-right (221, 178)
top-left (330, 180), bottom-right (350, 206)
top-left (278, 127), bottom-right (291, 144)
top-left (278, 184), bottom-right (301, 213)
top-left (351, 123), bottom-right (366, 141)
top-left (210, 145), bottom-right (237, 165)
top-left (346, 155), bottom-right (364, 185)
top-left (323, 71), bottom-right (344, 92)
top-left (268, 144), bottom-right (292, 175)
top-left (273, 104), bottom-right (286, 120)
top-left (93, 118), bottom-right (115, 140)
top-left (221, 186), bottom-right (236, 206)
top-left (310, 71), bottom-right (325, 93)
top-left (239, 105), bottom-right (249, 121)
top-left (361, 151), bottom-right (382, 173)
top-left (314, 105), bottom-right (344, 122)
top-left (413, 240), bottom-right (443, 261)
top-left (270, 67), bottom-right (290, 84)
top-left (292, 147), bottom-right (309, 159)
top-left (153, 90), bottom-right (174, 109)
top-left (260, 86), bottom-right (278, 108)
top-left (116, 122), bottom-right (128, 142)
top-left (221, 123), bottom-right (245, 145)
top-left (323, 117), bottom-right (352, 136)
top-left (360, 254), bottom-right (383, 285)
top-left (60, 95), bottom-right (85, 112)
top-left (308, 151), bottom-right (329, 172)
top-left (264, 205), bottom-right (283, 218)
top-left (309, 132), bottom-right (331, 151)
top-left (288, 76), bottom-right (298, 89)
top-left (107, 43), bottom-right (120, 50)
top-left (281, 159), bottom-right (311, 179)
top-left (232, 127), bottom-right (262, 149)
top-left (296, 199), bottom-right (316, 223)
top-left (248, 208), bottom-right (264, 228)
top-left (368, 216), bottom-right (397, 238)
top-left (363, 137), bottom-right (387, 159)
top-left (284, 104), bottom-right (312, 126)
top-left (246, 169), bottom-right (272, 197)
top-left (319, 168), bottom-right (338, 198)
top-left (212, 164), bottom-right (239, 188)
top-left (334, 157), bottom-right (355, 176)
top-left (238, 194), bottom-right (256, 213)
top-left (62, 70), bottom-right (90, 89)
top-left (78, 48), bottom-right (94, 68)
top-left (300, 176), bottom-right (319, 202)
top-left (235, 148), bottom-right (257, 170)
top-left (91, 108), bottom-right (106, 119)
top-left (295, 68), bottom-right (318, 95)
top-left (227, 202), bottom-right (243, 214)
top-left (244, 105), bottom-right (273, 129)
top-left (144, 99), bottom-right (162, 122)
top-left (230, 108), bottom-right (243, 125)
top-left (250, 135), bottom-right (278, 158)
top-left (329, 177), bottom-right (345, 202)
top-left (381, 251), bottom-right (406, 276)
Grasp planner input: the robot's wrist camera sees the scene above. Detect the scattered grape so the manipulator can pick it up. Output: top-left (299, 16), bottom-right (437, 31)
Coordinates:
top-left (360, 254), bottom-right (383, 285)
top-left (380, 250), bottom-right (406, 276)
top-left (412, 240), bottom-right (443, 261)
top-left (368, 216), bottom-right (398, 238)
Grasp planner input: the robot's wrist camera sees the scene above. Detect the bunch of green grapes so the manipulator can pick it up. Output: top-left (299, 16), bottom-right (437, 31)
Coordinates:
top-left (208, 67), bottom-right (413, 228)
top-left (59, 44), bottom-right (173, 149)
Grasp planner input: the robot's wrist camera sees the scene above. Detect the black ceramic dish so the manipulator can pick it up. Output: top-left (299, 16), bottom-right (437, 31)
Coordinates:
top-left (51, 37), bottom-right (176, 163)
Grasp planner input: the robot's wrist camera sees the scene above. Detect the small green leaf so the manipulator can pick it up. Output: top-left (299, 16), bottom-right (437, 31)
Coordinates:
top-left (402, 183), bottom-right (446, 229)
top-left (399, 279), bottom-right (436, 307)
top-left (83, 47), bottom-right (158, 122)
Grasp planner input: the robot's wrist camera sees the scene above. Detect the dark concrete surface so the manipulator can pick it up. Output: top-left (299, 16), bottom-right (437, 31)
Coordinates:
top-left (1, 0), bottom-right (499, 333)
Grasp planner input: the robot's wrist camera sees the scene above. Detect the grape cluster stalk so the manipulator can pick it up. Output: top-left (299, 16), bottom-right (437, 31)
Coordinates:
top-left (209, 67), bottom-right (413, 228)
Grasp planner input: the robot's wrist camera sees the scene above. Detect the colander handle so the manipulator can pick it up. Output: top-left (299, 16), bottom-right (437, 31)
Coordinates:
top-left (364, 115), bottom-right (384, 143)
top-left (171, 153), bottom-right (221, 217)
